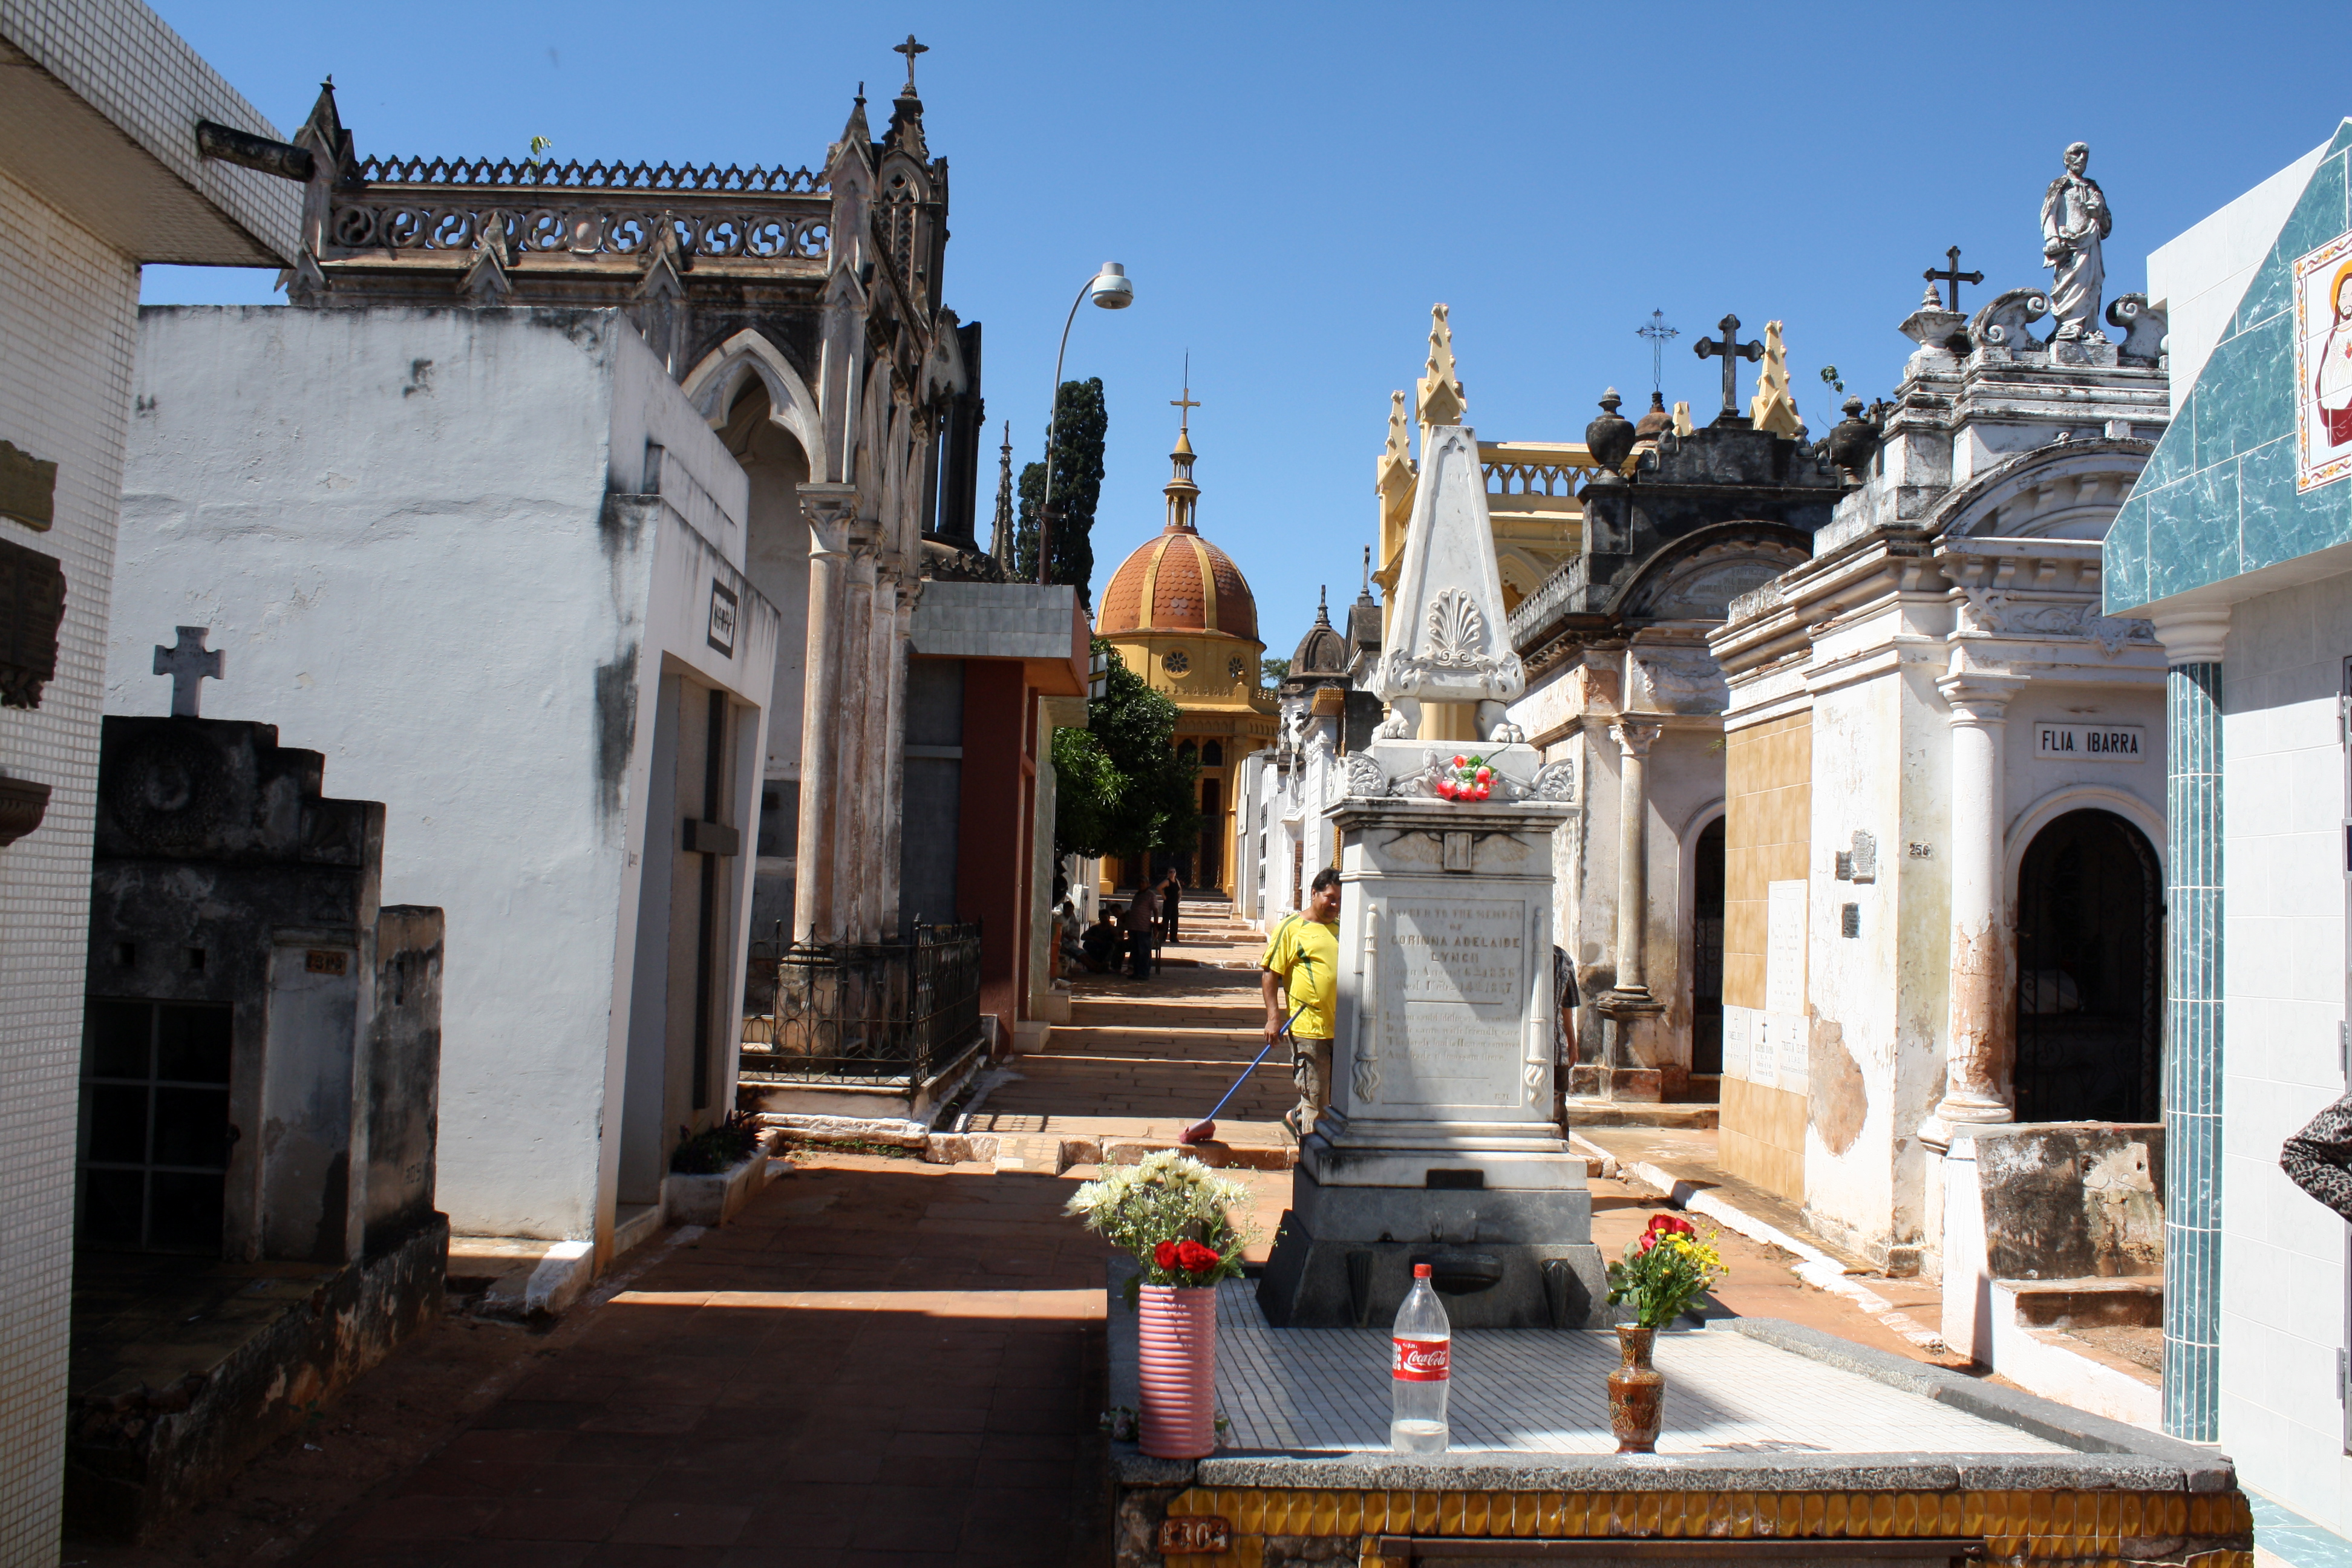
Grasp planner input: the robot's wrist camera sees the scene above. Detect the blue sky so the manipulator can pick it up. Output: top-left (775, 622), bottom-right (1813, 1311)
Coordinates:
top-left (145, 1), bottom-right (2349, 662)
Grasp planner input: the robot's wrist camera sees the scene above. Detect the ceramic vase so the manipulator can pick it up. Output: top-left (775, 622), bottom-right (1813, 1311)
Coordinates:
top-left (1607, 1324), bottom-right (1665, 1453)
top-left (1137, 1284), bottom-right (1218, 1459)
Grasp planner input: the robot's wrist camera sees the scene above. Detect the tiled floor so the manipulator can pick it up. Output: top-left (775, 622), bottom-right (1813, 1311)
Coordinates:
top-left (291, 1156), bottom-right (1120, 1567)
top-left (2252, 1492), bottom-right (2352, 1568)
top-left (1212, 1282), bottom-right (2065, 1455)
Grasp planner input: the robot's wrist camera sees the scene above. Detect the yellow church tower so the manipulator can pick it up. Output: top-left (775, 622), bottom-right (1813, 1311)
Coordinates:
top-left (1096, 386), bottom-right (1278, 895)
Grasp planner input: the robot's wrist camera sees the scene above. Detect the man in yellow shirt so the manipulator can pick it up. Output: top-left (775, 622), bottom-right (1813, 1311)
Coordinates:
top-left (1263, 867), bottom-right (1342, 1140)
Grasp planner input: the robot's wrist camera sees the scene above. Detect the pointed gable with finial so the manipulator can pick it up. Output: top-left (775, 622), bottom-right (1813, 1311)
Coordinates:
top-left (1416, 304), bottom-right (1466, 430)
top-left (1748, 321), bottom-right (1803, 437)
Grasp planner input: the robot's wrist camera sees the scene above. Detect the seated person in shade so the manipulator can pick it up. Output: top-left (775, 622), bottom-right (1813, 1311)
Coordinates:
top-left (1080, 916), bottom-right (1123, 974)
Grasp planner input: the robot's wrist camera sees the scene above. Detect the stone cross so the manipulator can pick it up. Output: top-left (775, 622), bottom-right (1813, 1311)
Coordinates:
top-left (1924, 246), bottom-right (1984, 316)
top-left (1692, 315), bottom-right (1763, 419)
top-left (893, 34), bottom-right (927, 95)
top-left (154, 626), bottom-right (222, 717)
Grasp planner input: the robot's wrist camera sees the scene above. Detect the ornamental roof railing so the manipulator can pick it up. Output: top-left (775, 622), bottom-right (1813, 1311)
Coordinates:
top-left (324, 155), bottom-right (831, 263)
top-left (350, 156), bottom-right (826, 194)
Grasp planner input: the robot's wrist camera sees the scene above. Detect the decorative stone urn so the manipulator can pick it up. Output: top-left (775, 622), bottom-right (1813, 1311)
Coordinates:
top-left (1607, 1324), bottom-right (1665, 1453)
top-left (1136, 1284), bottom-right (1218, 1458)
top-left (1584, 389), bottom-right (1637, 479)
top-left (1827, 397), bottom-right (1882, 481)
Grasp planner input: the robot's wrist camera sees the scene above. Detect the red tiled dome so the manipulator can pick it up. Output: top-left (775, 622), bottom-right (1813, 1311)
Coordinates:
top-left (1098, 528), bottom-right (1258, 641)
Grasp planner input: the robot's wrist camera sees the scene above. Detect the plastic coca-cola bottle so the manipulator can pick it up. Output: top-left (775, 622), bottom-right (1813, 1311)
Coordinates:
top-left (1390, 1262), bottom-right (1451, 1453)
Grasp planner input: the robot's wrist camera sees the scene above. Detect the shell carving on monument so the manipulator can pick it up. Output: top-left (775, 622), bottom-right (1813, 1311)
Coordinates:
top-left (1390, 589), bottom-right (1526, 691)
top-left (1425, 589), bottom-right (1486, 667)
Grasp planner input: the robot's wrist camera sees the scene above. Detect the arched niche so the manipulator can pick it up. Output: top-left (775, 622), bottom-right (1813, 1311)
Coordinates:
top-left (681, 329), bottom-right (825, 468)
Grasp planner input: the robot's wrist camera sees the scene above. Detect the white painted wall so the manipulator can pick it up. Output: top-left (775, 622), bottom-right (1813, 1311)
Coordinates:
top-left (2216, 572), bottom-right (2352, 1532)
top-left (113, 306), bottom-right (779, 1246)
top-left (2148, 131), bottom-right (2338, 414)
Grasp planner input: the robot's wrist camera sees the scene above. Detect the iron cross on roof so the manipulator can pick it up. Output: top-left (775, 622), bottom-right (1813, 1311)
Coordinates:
top-left (1925, 246), bottom-right (1984, 314)
top-left (893, 34), bottom-right (927, 96)
top-left (1692, 314), bottom-right (1763, 419)
top-left (1636, 309), bottom-right (1679, 397)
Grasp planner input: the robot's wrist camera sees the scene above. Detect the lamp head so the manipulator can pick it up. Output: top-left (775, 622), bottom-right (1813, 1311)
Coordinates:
top-left (1088, 261), bottom-right (1133, 309)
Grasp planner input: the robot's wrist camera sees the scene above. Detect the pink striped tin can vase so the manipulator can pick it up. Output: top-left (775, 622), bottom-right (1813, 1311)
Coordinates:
top-left (1137, 1284), bottom-right (1218, 1458)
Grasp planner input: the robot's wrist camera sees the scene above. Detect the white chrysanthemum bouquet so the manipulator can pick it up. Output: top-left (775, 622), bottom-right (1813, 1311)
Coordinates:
top-left (1066, 1149), bottom-right (1258, 1294)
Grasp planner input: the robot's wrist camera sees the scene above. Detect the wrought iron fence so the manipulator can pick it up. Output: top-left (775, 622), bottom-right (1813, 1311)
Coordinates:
top-left (739, 922), bottom-right (984, 1094)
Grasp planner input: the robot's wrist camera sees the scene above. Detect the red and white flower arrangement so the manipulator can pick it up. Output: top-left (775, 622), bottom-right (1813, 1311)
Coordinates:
top-left (1436, 754), bottom-right (1494, 802)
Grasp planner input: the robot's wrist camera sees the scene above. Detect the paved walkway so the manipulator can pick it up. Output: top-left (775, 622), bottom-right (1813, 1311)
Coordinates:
top-left (967, 899), bottom-right (1294, 1157)
top-left (288, 1156), bottom-right (1118, 1568)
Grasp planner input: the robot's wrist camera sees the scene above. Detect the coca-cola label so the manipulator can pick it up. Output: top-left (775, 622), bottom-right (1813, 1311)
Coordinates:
top-left (1392, 1337), bottom-right (1450, 1382)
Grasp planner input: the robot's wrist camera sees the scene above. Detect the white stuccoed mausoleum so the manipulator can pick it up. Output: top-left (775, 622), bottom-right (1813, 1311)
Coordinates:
top-left (1258, 423), bottom-right (1598, 1330)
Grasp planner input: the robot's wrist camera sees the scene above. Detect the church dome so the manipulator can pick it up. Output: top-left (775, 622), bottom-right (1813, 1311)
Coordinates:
top-left (1286, 589), bottom-right (1348, 680)
top-left (1096, 417), bottom-right (1259, 641)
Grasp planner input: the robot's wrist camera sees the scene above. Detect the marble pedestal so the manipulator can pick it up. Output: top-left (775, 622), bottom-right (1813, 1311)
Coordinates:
top-left (1258, 740), bottom-right (1604, 1330)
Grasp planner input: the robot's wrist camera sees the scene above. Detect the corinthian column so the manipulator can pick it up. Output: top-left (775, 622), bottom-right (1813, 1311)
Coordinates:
top-left (1609, 716), bottom-right (1664, 1000)
top-left (1933, 672), bottom-right (2024, 1126)
top-left (791, 483), bottom-right (857, 944)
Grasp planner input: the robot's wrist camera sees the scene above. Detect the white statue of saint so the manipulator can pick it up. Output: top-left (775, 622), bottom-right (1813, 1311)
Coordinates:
top-left (2316, 263), bottom-right (2352, 451)
top-left (2040, 142), bottom-right (2111, 342)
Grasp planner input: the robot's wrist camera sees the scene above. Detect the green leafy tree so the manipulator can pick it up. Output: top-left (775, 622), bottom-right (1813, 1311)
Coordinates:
top-left (1054, 643), bottom-right (1201, 863)
top-left (1259, 656), bottom-right (1290, 688)
top-left (1014, 378), bottom-right (1108, 607)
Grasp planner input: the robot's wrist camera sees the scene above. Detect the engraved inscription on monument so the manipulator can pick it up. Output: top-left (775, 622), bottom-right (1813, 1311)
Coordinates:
top-left (1377, 898), bottom-right (1527, 1111)
top-left (1393, 898), bottom-right (1524, 1005)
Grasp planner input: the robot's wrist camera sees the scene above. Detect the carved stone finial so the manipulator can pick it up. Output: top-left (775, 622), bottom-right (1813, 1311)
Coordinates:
top-left (1415, 304), bottom-right (1466, 428)
top-left (1748, 321), bottom-right (1803, 438)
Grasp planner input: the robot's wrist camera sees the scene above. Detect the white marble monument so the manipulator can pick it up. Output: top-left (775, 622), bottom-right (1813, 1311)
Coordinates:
top-left (1259, 425), bottom-right (1601, 1330)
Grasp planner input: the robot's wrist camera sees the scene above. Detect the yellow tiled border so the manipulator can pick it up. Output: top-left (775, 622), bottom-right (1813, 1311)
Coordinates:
top-left (1151, 1487), bottom-right (2255, 1568)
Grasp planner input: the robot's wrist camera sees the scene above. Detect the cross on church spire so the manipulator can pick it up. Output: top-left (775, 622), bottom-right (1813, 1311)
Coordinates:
top-left (153, 626), bottom-right (222, 717)
top-left (1924, 246), bottom-right (1984, 315)
top-left (893, 34), bottom-right (927, 96)
top-left (1692, 314), bottom-right (1764, 420)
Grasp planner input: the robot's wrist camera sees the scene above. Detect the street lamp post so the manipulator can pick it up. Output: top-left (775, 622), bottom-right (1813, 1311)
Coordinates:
top-left (1036, 261), bottom-right (1133, 587)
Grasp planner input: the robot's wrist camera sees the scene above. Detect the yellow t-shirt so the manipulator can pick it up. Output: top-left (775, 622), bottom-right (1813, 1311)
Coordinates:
top-left (1262, 913), bottom-right (1341, 1040)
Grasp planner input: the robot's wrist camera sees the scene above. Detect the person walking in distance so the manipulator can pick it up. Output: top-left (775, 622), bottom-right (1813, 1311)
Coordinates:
top-left (1160, 866), bottom-right (1185, 947)
top-left (1263, 867), bottom-right (1341, 1138)
top-left (1124, 877), bottom-right (1161, 981)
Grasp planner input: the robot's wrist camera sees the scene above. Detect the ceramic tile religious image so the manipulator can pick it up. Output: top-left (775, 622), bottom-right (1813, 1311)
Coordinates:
top-left (2293, 227), bottom-right (2352, 492)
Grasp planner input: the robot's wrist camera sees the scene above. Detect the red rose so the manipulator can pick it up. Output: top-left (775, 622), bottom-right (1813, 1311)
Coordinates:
top-left (1154, 1240), bottom-right (1181, 1270)
top-left (1176, 1240), bottom-right (1220, 1273)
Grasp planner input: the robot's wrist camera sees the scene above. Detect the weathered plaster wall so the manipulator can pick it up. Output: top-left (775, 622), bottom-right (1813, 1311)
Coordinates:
top-left (1800, 664), bottom-right (1921, 1255)
top-left (2213, 572), bottom-right (2352, 1530)
top-left (1721, 711), bottom-right (1811, 1198)
top-left (113, 307), bottom-right (777, 1246)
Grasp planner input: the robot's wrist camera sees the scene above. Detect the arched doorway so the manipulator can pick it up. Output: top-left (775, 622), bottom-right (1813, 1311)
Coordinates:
top-left (1691, 818), bottom-right (1725, 1077)
top-left (1198, 777), bottom-right (1223, 892)
top-left (2013, 808), bottom-right (2161, 1122)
